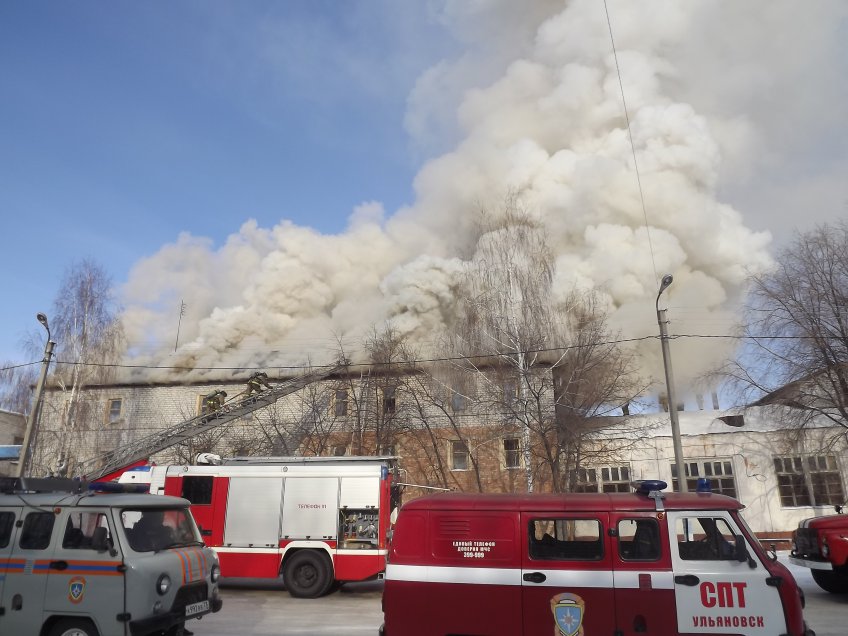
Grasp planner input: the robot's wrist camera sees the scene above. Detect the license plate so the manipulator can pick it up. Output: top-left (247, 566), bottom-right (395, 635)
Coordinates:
top-left (185, 600), bottom-right (210, 616)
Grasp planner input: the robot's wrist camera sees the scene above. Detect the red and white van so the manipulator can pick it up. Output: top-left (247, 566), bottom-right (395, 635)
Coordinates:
top-left (382, 480), bottom-right (813, 636)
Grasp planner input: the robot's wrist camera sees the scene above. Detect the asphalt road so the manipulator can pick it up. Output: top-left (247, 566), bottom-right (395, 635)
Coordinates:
top-left (191, 556), bottom-right (845, 636)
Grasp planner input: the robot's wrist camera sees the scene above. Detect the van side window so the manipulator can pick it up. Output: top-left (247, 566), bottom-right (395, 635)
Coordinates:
top-left (63, 512), bottom-right (112, 550)
top-left (529, 518), bottom-right (603, 561)
top-left (675, 516), bottom-right (736, 560)
top-left (0, 511), bottom-right (15, 548)
top-left (618, 518), bottom-right (661, 561)
top-left (20, 511), bottom-right (55, 550)
top-left (182, 476), bottom-right (214, 505)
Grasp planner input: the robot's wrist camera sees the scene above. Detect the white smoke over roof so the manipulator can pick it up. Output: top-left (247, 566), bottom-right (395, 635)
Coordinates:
top-left (121, 0), bottom-right (844, 385)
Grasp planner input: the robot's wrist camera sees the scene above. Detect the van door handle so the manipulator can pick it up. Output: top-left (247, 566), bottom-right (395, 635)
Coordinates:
top-left (674, 574), bottom-right (699, 586)
top-left (523, 572), bottom-right (547, 584)
top-left (49, 560), bottom-right (68, 571)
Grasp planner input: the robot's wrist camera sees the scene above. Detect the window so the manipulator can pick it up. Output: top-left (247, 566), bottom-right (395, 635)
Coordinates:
top-left (382, 387), bottom-right (396, 415)
top-left (333, 389), bottom-right (349, 417)
top-left (671, 459), bottom-right (737, 497)
top-left (378, 444), bottom-right (396, 456)
top-left (503, 379), bottom-right (517, 405)
top-left (450, 440), bottom-right (469, 471)
top-left (122, 508), bottom-right (199, 553)
top-left (529, 518), bottom-right (603, 561)
top-left (774, 455), bottom-right (845, 507)
top-left (618, 518), bottom-right (661, 561)
top-left (62, 512), bottom-right (111, 550)
top-left (0, 511), bottom-right (14, 548)
top-left (333, 444), bottom-right (348, 457)
top-left (571, 465), bottom-right (631, 493)
top-left (181, 476), bottom-right (214, 505)
top-left (451, 392), bottom-right (467, 412)
top-left (106, 398), bottom-right (122, 424)
top-left (675, 516), bottom-right (737, 561)
top-left (503, 438), bottom-right (521, 469)
top-left (20, 511), bottom-right (55, 550)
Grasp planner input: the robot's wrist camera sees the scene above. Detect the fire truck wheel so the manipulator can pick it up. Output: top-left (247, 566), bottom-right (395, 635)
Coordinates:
top-left (811, 567), bottom-right (848, 593)
top-left (48, 618), bottom-right (100, 636)
top-left (283, 550), bottom-right (333, 598)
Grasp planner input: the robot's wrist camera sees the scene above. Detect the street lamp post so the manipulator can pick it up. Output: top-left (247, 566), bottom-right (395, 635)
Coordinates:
top-left (656, 275), bottom-right (687, 492)
top-left (16, 313), bottom-right (56, 478)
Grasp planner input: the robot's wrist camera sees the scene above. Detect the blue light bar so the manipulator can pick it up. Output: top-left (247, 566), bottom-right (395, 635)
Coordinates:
top-left (631, 479), bottom-right (667, 494)
top-left (696, 478), bottom-right (712, 493)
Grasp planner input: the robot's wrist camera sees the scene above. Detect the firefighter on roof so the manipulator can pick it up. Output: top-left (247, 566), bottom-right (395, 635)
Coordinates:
top-left (246, 371), bottom-right (272, 396)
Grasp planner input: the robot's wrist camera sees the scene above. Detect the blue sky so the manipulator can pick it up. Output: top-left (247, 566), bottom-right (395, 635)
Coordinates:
top-left (1, 1), bottom-right (455, 361)
top-left (1, 1), bottom-right (846, 381)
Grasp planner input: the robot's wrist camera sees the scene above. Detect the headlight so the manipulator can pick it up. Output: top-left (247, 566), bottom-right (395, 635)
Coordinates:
top-left (821, 541), bottom-right (830, 558)
top-left (156, 573), bottom-right (171, 596)
top-left (211, 564), bottom-right (221, 583)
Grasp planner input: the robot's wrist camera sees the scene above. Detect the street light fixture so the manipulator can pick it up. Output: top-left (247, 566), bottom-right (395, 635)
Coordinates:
top-left (16, 313), bottom-right (56, 478)
top-left (656, 275), bottom-right (687, 492)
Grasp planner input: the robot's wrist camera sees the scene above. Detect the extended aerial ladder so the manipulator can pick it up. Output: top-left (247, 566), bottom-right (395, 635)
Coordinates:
top-left (78, 365), bottom-right (343, 481)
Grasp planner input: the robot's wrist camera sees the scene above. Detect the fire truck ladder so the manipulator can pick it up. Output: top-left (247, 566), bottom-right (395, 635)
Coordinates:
top-left (80, 365), bottom-right (344, 481)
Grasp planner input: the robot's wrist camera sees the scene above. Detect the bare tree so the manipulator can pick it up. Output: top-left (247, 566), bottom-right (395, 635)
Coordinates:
top-left (0, 362), bottom-right (37, 414)
top-left (32, 259), bottom-right (125, 474)
top-left (446, 200), bottom-right (644, 492)
top-left (727, 222), bottom-right (848, 431)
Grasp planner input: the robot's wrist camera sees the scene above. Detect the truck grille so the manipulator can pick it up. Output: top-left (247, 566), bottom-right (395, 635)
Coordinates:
top-left (793, 528), bottom-right (820, 558)
top-left (173, 582), bottom-right (208, 611)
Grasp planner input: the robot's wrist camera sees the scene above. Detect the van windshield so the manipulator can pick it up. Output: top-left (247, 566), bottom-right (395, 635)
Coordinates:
top-left (121, 508), bottom-right (202, 552)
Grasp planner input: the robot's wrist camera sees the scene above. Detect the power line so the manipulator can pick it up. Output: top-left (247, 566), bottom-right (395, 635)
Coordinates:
top-left (1, 332), bottom-right (836, 375)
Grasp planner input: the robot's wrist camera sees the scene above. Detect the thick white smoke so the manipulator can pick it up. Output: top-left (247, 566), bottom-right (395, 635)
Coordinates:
top-left (122, 0), bottom-right (841, 387)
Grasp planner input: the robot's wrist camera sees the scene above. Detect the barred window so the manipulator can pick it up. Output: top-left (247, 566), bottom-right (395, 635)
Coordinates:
top-left (774, 455), bottom-right (844, 507)
top-left (671, 459), bottom-right (737, 498)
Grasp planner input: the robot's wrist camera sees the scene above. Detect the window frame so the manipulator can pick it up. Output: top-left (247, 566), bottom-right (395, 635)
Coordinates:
top-left (670, 458), bottom-right (737, 498)
top-left (450, 440), bottom-right (469, 471)
top-left (502, 437), bottom-right (521, 470)
top-left (773, 454), bottom-right (845, 507)
top-left (333, 389), bottom-right (349, 417)
top-left (106, 397), bottom-right (123, 424)
top-left (571, 465), bottom-right (631, 493)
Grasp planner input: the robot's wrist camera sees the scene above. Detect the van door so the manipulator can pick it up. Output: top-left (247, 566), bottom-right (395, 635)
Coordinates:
top-left (0, 507), bottom-right (22, 620)
top-left (521, 512), bottom-right (615, 635)
top-left (43, 508), bottom-right (125, 627)
top-left (610, 512), bottom-right (677, 635)
top-left (0, 508), bottom-right (57, 634)
top-left (667, 510), bottom-right (784, 634)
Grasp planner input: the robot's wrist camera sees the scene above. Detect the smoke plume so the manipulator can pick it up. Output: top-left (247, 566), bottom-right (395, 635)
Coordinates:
top-left (121, 1), bottom-right (843, 387)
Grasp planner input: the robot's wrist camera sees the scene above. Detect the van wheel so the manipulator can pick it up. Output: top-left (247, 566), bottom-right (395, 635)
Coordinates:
top-left (48, 618), bottom-right (100, 636)
top-left (811, 567), bottom-right (848, 593)
top-left (283, 550), bottom-right (332, 598)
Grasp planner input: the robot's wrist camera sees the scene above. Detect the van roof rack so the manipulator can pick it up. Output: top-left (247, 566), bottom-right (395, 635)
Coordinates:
top-left (0, 477), bottom-right (89, 495)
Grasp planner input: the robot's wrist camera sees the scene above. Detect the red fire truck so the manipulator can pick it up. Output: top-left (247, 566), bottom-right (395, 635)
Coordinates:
top-left (119, 456), bottom-right (398, 598)
top-left (382, 480), bottom-right (814, 636)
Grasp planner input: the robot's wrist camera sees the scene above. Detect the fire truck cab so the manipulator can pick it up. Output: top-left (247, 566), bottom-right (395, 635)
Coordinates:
top-left (0, 477), bottom-right (222, 636)
top-left (382, 480), bottom-right (813, 636)
top-left (121, 456), bottom-right (397, 598)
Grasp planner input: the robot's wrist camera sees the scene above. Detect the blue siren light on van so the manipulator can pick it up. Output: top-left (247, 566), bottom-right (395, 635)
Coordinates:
top-left (631, 480), bottom-right (667, 494)
top-left (696, 478), bottom-right (712, 493)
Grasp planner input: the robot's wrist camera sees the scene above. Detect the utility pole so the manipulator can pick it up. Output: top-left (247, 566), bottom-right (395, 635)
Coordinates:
top-left (16, 313), bottom-right (56, 478)
top-left (656, 275), bottom-right (687, 492)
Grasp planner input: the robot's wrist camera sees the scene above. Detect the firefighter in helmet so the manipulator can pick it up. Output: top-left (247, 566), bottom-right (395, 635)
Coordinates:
top-left (246, 371), bottom-right (272, 396)
top-left (204, 390), bottom-right (227, 413)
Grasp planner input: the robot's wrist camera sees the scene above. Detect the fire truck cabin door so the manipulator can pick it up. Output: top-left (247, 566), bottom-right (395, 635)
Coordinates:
top-left (667, 510), bottom-right (784, 634)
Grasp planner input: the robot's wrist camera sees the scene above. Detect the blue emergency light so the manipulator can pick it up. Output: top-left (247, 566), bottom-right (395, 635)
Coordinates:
top-left (696, 478), bottom-right (712, 493)
top-left (631, 480), bottom-right (667, 495)
top-left (89, 481), bottom-right (150, 494)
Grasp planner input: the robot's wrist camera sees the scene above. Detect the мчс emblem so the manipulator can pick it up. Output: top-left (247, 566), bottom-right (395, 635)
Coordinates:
top-left (551, 592), bottom-right (585, 636)
top-left (68, 576), bottom-right (86, 604)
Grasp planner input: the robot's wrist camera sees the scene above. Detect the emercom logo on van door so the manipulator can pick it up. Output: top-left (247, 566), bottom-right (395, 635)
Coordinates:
top-left (551, 592), bottom-right (585, 636)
